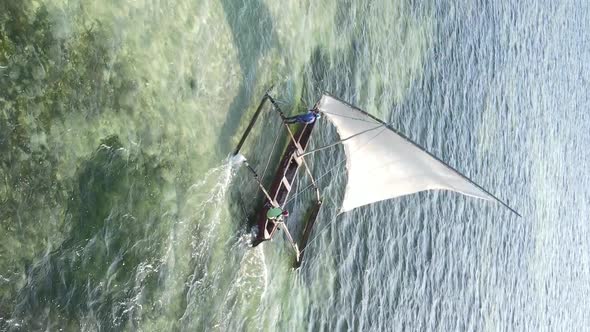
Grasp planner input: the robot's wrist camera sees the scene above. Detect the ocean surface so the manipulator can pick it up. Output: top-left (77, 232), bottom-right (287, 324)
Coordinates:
top-left (1, 0), bottom-right (589, 331)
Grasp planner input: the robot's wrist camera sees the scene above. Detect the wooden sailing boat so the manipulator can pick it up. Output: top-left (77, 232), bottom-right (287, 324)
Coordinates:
top-left (234, 92), bottom-right (519, 268)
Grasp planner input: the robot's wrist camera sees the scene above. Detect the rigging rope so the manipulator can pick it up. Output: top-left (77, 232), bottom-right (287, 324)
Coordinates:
top-left (285, 126), bottom-right (387, 205)
top-left (287, 127), bottom-right (388, 254)
top-left (284, 157), bottom-right (346, 206)
top-left (260, 121), bottom-right (283, 181)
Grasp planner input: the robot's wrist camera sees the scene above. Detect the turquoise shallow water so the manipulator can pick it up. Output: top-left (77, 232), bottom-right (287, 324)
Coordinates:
top-left (1, 0), bottom-right (589, 331)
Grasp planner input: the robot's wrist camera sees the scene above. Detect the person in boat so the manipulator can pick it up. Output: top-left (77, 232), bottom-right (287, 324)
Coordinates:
top-left (283, 109), bottom-right (321, 124)
top-left (264, 206), bottom-right (299, 261)
top-left (266, 206), bottom-right (289, 222)
top-left (262, 206), bottom-right (289, 239)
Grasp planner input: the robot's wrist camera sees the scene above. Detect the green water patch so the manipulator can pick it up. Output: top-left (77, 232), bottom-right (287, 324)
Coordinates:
top-left (1, 1), bottom-right (242, 327)
top-left (0, 3), bottom-right (141, 320)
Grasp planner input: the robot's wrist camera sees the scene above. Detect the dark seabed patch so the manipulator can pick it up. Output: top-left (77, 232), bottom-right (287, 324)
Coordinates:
top-left (12, 136), bottom-right (171, 330)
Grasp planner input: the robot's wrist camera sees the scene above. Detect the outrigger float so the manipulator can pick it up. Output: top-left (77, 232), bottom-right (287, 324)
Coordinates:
top-left (234, 92), bottom-right (520, 268)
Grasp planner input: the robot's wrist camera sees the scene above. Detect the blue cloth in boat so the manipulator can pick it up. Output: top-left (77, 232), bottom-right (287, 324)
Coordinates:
top-left (284, 110), bottom-right (320, 124)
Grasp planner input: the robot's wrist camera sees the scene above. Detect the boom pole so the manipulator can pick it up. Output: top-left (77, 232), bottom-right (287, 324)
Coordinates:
top-left (233, 94), bottom-right (270, 156)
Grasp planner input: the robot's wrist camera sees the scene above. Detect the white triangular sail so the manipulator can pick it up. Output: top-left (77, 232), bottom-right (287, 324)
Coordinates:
top-left (317, 94), bottom-right (510, 213)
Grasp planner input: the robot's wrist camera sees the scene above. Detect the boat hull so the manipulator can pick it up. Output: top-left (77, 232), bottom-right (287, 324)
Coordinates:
top-left (252, 122), bottom-right (316, 246)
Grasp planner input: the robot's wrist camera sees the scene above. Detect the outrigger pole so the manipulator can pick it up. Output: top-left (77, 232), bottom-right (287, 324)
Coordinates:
top-left (233, 92), bottom-right (272, 156)
top-left (242, 160), bottom-right (277, 206)
top-left (296, 123), bottom-right (385, 158)
top-left (276, 222), bottom-right (300, 263)
top-left (232, 91), bottom-right (279, 207)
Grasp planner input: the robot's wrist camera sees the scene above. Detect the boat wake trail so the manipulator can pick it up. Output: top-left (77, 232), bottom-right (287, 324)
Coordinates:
top-left (155, 156), bottom-right (267, 330)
